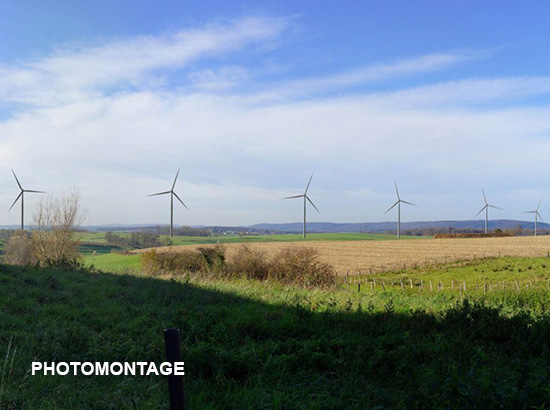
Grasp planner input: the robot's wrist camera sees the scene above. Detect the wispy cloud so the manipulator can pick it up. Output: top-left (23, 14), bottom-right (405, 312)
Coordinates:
top-left (0, 16), bottom-right (291, 106)
top-left (365, 76), bottom-right (550, 108)
top-left (249, 52), bottom-right (475, 101)
top-left (2, 16), bottom-right (550, 225)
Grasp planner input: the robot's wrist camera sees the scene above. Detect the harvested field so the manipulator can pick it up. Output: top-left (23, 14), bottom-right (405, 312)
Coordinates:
top-left (134, 236), bottom-right (550, 275)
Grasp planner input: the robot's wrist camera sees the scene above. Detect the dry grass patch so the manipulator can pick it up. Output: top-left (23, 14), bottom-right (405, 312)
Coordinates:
top-left (135, 236), bottom-right (550, 275)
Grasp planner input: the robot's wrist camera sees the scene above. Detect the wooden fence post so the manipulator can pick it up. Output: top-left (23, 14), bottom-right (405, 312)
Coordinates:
top-left (164, 328), bottom-right (185, 410)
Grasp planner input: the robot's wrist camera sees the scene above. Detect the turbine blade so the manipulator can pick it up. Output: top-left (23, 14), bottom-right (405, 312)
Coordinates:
top-left (537, 211), bottom-right (543, 221)
top-left (401, 200), bottom-right (417, 207)
top-left (11, 169), bottom-right (22, 190)
top-left (148, 191), bottom-right (171, 197)
top-left (482, 188), bottom-right (487, 205)
top-left (306, 195), bottom-right (320, 213)
top-left (173, 192), bottom-right (189, 210)
top-left (394, 180), bottom-right (400, 200)
top-left (171, 168), bottom-right (180, 191)
top-left (8, 192), bottom-right (22, 211)
top-left (537, 198), bottom-right (543, 211)
top-left (24, 190), bottom-right (45, 194)
top-left (282, 194), bottom-right (304, 200)
top-left (488, 205), bottom-right (503, 210)
top-left (475, 205), bottom-right (487, 217)
top-left (304, 174), bottom-right (314, 195)
top-left (384, 201), bottom-right (399, 215)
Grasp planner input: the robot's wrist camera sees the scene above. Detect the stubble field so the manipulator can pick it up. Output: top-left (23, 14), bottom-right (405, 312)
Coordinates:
top-left (134, 235), bottom-right (550, 274)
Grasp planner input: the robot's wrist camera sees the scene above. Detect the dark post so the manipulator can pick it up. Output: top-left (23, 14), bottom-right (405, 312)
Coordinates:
top-left (164, 328), bottom-right (184, 409)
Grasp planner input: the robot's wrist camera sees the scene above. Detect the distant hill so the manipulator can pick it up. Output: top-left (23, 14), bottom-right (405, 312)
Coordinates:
top-left (31, 219), bottom-right (546, 235)
top-left (248, 220), bottom-right (549, 234)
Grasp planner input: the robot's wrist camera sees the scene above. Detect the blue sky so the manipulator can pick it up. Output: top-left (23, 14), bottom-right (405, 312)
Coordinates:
top-left (1, 1), bottom-right (550, 226)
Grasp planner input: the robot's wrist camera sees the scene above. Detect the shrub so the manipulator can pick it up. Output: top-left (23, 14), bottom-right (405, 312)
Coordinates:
top-left (32, 189), bottom-right (85, 269)
top-left (197, 245), bottom-right (226, 272)
top-left (227, 245), bottom-right (270, 280)
top-left (269, 246), bottom-right (336, 288)
top-left (141, 244), bottom-right (336, 288)
top-left (142, 249), bottom-right (204, 277)
top-left (3, 230), bottom-right (34, 265)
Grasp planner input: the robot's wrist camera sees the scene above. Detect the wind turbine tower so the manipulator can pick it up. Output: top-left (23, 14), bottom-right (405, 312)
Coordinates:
top-left (148, 168), bottom-right (189, 237)
top-left (283, 174), bottom-right (320, 239)
top-left (9, 169), bottom-right (45, 230)
top-left (524, 199), bottom-right (543, 236)
top-left (384, 181), bottom-right (417, 239)
top-left (475, 188), bottom-right (502, 234)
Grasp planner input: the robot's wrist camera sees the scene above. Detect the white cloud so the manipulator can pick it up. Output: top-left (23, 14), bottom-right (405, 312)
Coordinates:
top-left (1, 17), bottom-right (550, 226)
top-left (0, 16), bottom-right (291, 106)
top-left (252, 53), bottom-right (475, 101)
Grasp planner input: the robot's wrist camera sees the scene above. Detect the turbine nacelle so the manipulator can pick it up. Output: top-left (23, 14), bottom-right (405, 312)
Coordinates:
top-left (474, 188), bottom-right (503, 217)
top-left (524, 198), bottom-right (544, 236)
top-left (475, 188), bottom-right (502, 234)
top-left (384, 181), bottom-right (417, 239)
top-left (148, 168), bottom-right (189, 237)
top-left (282, 173), bottom-right (319, 238)
top-left (8, 169), bottom-right (45, 230)
top-left (384, 181), bottom-right (417, 214)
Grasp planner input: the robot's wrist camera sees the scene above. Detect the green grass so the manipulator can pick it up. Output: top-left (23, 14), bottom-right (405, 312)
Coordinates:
top-left (81, 232), bottom-right (428, 272)
top-left (86, 252), bottom-right (141, 272)
top-left (79, 231), bottom-right (427, 246)
top-left (2, 257), bottom-right (550, 408)
top-left (77, 232), bottom-right (110, 243)
top-left (167, 232), bottom-right (426, 245)
top-left (366, 256), bottom-right (550, 289)
top-left (79, 243), bottom-right (124, 255)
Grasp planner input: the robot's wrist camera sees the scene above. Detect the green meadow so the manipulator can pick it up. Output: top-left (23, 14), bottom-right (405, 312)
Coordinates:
top-left (81, 232), bottom-right (426, 273)
top-left (79, 231), bottom-right (425, 248)
top-left (2, 255), bottom-right (550, 408)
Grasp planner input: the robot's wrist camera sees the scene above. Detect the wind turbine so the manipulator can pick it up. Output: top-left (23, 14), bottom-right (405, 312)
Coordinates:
top-left (475, 188), bottom-right (502, 234)
top-left (384, 181), bottom-right (417, 239)
top-left (9, 169), bottom-right (45, 230)
top-left (148, 168), bottom-right (188, 237)
top-left (283, 174), bottom-right (319, 239)
top-left (523, 199), bottom-right (543, 236)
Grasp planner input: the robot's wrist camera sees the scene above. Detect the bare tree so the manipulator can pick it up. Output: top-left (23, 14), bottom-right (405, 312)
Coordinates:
top-left (32, 188), bottom-right (86, 268)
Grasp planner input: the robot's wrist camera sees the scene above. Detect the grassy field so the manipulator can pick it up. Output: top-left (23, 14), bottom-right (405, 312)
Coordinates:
top-left (2, 257), bottom-right (550, 408)
top-left (79, 231), bottom-right (423, 246)
top-left (81, 232), bottom-right (425, 270)
top-left (86, 252), bottom-right (141, 272)
top-left (127, 235), bottom-right (550, 276)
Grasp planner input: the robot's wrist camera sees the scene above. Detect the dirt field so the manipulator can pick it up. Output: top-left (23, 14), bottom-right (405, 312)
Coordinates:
top-left (134, 236), bottom-right (550, 275)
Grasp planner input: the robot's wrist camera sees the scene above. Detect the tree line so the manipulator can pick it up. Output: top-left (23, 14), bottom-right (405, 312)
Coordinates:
top-left (104, 231), bottom-right (172, 249)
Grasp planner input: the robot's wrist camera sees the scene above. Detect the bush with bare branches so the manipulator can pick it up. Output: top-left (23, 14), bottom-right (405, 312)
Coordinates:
top-left (227, 245), bottom-right (270, 280)
top-left (32, 189), bottom-right (85, 269)
top-left (269, 246), bottom-right (336, 288)
top-left (141, 244), bottom-right (336, 288)
top-left (3, 230), bottom-right (35, 265)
